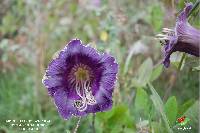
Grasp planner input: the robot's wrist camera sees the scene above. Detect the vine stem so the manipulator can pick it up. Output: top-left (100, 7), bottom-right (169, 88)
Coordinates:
top-left (73, 116), bottom-right (81, 133)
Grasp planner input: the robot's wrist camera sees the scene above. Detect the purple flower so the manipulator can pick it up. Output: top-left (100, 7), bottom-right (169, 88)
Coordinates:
top-left (156, 3), bottom-right (200, 68)
top-left (42, 39), bottom-right (118, 119)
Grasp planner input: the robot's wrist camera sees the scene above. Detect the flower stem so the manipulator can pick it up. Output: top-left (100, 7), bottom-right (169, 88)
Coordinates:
top-left (92, 114), bottom-right (96, 133)
top-left (178, 53), bottom-right (186, 70)
top-left (73, 116), bottom-right (81, 133)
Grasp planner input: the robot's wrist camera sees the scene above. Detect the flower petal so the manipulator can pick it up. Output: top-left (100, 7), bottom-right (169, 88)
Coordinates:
top-left (177, 3), bottom-right (193, 23)
top-left (54, 89), bottom-right (87, 120)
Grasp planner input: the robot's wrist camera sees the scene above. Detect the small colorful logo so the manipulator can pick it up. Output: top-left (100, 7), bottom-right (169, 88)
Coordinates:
top-left (174, 116), bottom-right (192, 131)
top-left (176, 116), bottom-right (190, 126)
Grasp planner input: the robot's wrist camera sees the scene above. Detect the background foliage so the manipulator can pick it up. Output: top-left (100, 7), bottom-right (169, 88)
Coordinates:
top-left (0, 0), bottom-right (199, 133)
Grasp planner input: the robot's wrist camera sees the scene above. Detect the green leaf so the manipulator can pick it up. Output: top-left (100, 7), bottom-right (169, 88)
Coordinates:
top-left (108, 105), bottom-right (135, 129)
top-left (150, 65), bottom-right (163, 82)
top-left (178, 99), bottom-right (195, 116)
top-left (123, 46), bottom-right (135, 75)
top-left (135, 88), bottom-right (149, 118)
top-left (184, 101), bottom-right (198, 127)
top-left (164, 96), bottom-right (178, 126)
top-left (148, 83), bottom-right (173, 133)
top-left (97, 105), bottom-right (136, 132)
top-left (96, 107), bottom-right (114, 122)
top-left (133, 58), bottom-right (153, 87)
top-left (138, 58), bottom-right (153, 84)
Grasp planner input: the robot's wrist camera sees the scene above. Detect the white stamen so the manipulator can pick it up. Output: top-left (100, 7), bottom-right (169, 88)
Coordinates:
top-left (74, 80), bottom-right (96, 112)
top-left (156, 34), bottom-right (166, 37)
top-left (156, 36), bottom-right (169, 40)
top-left (162, 28), bottom-right (174, 32)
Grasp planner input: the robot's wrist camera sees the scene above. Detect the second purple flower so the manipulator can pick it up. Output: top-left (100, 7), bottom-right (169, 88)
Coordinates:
top-left (156, 3), bottom-right (200, 68)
